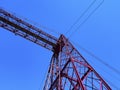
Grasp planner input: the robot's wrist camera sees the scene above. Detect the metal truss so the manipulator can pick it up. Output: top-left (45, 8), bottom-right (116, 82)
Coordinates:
top-left (43, 35), bottom-right (111, 90)
top-left (0, 8), bottom-right (111, 90)
top-left (0, 8), bottom-right (57, 51)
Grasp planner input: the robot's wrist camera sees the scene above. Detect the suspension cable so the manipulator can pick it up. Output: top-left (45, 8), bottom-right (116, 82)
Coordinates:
top-left (67, 0), bottom-right (104, 39)
top-left (65, 0), bottom-right (97, 35)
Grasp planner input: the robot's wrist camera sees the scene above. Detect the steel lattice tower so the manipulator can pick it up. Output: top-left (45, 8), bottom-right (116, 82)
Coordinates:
top-left (43, 35), bottom-right (111, 90)
top-left (0, 8), bottom-right (111, 90)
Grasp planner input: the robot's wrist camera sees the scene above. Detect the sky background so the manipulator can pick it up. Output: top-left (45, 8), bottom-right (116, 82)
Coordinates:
top-left (0, 0), bottom-right (120, 90)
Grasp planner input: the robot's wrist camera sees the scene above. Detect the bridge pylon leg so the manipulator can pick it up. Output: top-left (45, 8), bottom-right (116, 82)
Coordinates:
top-left (43, 35), bottom-right (111, 90)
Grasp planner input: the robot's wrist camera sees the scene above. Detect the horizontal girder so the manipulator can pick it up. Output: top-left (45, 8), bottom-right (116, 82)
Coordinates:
top-left (0, 8), bottom-right (58, 51)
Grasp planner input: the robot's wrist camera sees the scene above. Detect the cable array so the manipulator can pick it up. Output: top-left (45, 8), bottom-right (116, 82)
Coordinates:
top-left (65, 0), bottom-right (97, 35)
top-left (66, 0), bottom-right (104, 39)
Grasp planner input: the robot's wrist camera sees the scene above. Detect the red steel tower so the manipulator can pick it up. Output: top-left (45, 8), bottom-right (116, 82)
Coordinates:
top-left (0, 8), bottom-right (111, 90)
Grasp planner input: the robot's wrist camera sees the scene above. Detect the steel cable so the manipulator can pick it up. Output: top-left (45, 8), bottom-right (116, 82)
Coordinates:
top-left (65, 0), bottom-right (97, 35)
top-left (67, 0), bottom-right (104, 39)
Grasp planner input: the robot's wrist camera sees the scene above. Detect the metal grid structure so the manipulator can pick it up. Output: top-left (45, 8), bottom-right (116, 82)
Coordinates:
top-left (0, 8), bottom-right (57, 51)
top-left (0, 8), bottom-right (111, 90)
top-left (43, 35), bottom-right (111, 90)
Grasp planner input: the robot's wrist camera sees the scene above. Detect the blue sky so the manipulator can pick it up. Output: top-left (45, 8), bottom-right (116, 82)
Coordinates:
top-left (0, 0), bottom-right (120, 90)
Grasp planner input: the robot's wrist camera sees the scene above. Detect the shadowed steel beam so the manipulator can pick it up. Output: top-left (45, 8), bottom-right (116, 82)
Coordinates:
top-left (0, 8), bottom-right (58, 51)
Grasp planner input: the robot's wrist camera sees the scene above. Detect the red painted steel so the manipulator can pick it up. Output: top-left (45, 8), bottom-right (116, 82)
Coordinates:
top-left (0, 8), bottom-right (111, 90)
top-left (43, 35), bottom-right (111, 90)
top-left (0, 8), bottom-right (57, 51)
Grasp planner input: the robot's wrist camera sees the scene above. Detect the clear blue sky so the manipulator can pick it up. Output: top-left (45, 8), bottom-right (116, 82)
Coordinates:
top-left (0, 0), bottom-right (120, 90)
